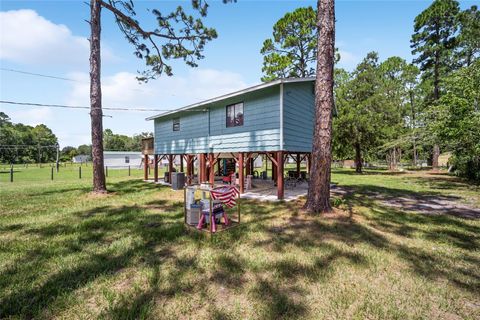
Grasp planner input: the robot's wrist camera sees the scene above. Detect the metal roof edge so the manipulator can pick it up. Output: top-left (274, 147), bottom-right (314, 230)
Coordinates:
top-left (145, 77), bottom-right (315, 121)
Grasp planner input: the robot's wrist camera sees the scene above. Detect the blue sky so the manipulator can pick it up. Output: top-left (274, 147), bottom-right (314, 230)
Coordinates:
top-left (0, 0), bottom-right (476, 147)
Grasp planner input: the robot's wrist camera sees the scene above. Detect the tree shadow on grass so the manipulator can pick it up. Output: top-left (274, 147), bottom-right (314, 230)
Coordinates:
top-left (249, 278), bottom-right (308, 320)
top-left (406, 174), bottom-right (480, 192)
top-left (336, 183), bottom-right (480, 219)
top-left (333, 168), bottom-right (408, 176)
top-left (2, 175), bottom-right (480, 318)
top-left (0, 200), bottom-right (192, 318)
top-left (330, 182), bottom-right (480, 294)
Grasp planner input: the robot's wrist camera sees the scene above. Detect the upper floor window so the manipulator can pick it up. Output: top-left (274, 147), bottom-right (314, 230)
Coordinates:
top-left (125, 156), bottom-right (130, 163)
top-left (226, 102), bottom-right (244, 127)
top-left (173, 118), bottom-right (180, 131)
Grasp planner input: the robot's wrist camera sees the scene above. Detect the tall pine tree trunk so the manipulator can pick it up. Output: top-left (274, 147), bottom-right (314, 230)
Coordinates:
top-left (304, 0), bottom-right (335, 213)
top-left (354, 142), bottom-right (362, 173)
top-left (90, 0), bottom-right (106, 193)
top-left (431, 27), bottom-right (441, 171)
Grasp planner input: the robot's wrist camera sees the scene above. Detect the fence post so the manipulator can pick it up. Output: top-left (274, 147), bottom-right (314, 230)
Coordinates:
top-left (128, 165), bottom-right (131, 176)
top-left (51, 166), bottom-right (54, 180)
top-left (10, 166), bottom-right (13, 182)
top-left (79, 166), bottom-right (82, 179)
top-left (105, 166), bottom-right (108, 177)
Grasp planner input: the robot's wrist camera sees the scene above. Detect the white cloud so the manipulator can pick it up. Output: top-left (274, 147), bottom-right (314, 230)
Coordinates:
top-left (0, 9), bottom-right (115, 66)
top-left (7, 107), bottom-right (53, 125)
top-left (338, 50), bottom-right (359, 68)
top-left (66, 68), bottom-right (250, 110)
top-left (60, 68), bottom-right (249, 146)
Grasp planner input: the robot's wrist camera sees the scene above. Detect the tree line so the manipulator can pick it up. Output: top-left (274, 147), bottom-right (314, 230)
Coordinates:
top-left (0, 112), bottom-right (59, 163)
top-left (261, 1), bottom-right (479, 182)
top-left (0, 111), bottom-right (152, 164)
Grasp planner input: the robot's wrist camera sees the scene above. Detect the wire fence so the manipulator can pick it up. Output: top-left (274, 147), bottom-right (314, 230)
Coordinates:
top-left (0, 162), bottom-right (147, 183)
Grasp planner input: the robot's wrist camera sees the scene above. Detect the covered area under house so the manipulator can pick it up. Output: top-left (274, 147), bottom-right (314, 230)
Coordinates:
top-left (143, 77), bottom-right (317, 200)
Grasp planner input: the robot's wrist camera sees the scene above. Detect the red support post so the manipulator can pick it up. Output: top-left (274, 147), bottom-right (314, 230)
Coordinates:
top-left (272, 153), bottom-right (277, 182)
top-left (198, 154), bottom-right (205, 183)
top-left (144, 154), bottom-right (149, 180)
top-left (277, 151), bottom-right (284, 200)
top-left (238, 152), bottom-right (244, 193)
top-left (186, 155), bottom-right (192, 185)
top-left (191, 156), bottom-right (195, 180)
top-left (154, 154), bottom-right (158, 182)
top-left (168, 154), bottom-right (173, 184)
top-left (209, 153), bottom-right (215, 186)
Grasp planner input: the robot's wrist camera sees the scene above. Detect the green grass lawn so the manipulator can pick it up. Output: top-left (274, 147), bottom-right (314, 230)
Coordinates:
top-left (0, 167), bottom-right (479, 319)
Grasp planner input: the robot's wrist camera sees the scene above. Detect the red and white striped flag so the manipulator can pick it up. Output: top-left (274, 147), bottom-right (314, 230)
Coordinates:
top-left (210, 186), bottom-right (239, 208)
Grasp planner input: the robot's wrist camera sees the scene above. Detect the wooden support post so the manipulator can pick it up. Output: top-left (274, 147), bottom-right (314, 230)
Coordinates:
top-left (190, 156), bottom-right (195, 180)
top-left (203, 153), bottom-right (208, 183)
top-left (296, 153), bottom-right (301, 177)
top-left (277, 151), bottom-right (284, 200)
top-left (198, 154), bottom-right (204, 183)
top-left (272, 153), bottom-right (277, 182)
top-left (180, 155), bottom-right (184, 172)
top-left (144, 154), bottom-right (149, 180)
top-left (154, 154), bottom-right (159, 182)
top-left (238, 152), bottom-right (244, 194)
top-left (186, 155), bottom-right (192, 185)
top-left (168, 154), bottom-right (173, 184)
top-left (209, 153), bottom-right (215, 186)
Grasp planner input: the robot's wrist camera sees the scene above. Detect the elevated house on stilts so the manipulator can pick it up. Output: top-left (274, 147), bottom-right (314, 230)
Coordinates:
top-left (143, 77), bottom-right (316, 200)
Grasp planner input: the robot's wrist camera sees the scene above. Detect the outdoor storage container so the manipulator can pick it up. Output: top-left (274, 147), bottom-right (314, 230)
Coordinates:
top-left (187, 204), bottom-right (201, 225)
top-left (171, 172), bottom-right (185, 190)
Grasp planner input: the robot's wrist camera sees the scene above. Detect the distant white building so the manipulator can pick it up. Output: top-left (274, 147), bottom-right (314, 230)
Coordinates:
top-left (72, 154), bottom-right (90, 163)
top-left (104, 151), bottom-right (143, 168)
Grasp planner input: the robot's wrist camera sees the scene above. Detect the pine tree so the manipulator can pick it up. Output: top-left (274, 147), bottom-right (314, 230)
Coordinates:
top-left (410, 0), bottom-right (460, 169)
top-left (457, 5), bottom-right (480, 67)
top-left (260, 7), bottom-right (317, 82)
top-left (304, 0), bottom-right (335, 213)
top-left (89, 0), bottom-right (217, 193)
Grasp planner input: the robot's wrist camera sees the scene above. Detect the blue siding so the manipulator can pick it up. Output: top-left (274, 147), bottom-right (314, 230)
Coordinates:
top-left (154, 86), bottom-right (281, 154)
top-left (282, 82), bottom-right (315, 152)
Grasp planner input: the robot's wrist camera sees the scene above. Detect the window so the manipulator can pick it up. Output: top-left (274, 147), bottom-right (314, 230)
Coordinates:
top-left (125, 156), bottom-right (130, 163)
top-left (226, 102), bottom-right (244, 127)
top-left (173, 118), bottom-right (180, 131)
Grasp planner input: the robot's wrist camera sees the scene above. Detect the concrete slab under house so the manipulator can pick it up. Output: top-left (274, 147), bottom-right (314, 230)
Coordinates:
top-left (143, 77), bottom-right (317, 201)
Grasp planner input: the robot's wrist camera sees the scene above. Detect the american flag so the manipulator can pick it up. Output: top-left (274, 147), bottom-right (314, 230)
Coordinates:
top-left (210, 186), bottom-right (240, 208)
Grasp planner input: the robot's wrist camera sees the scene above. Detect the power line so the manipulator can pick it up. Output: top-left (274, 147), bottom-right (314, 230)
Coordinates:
top-left (0, 68), bottom-right (148, 94)
top-left (0, 67), bottom-right (145, 93)
top-left (0, 67), bottom-right (205, 99)
top-left (0, 68), bottom-right (81, 82)
top-left (0, 100), bottom-right (205, 113)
